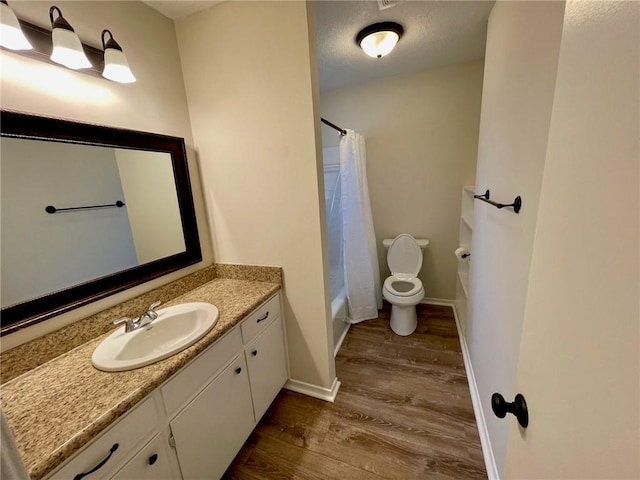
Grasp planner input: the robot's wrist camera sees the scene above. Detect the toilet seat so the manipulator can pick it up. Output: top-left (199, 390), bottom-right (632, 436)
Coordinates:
top-left (383, 276), bottom-right (423, 297)
top-left (385, 234), bottom-right (423, 298)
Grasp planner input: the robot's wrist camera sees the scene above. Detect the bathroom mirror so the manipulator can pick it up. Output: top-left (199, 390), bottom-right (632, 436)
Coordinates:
top-left (0, 110), bottom-right (202, 334)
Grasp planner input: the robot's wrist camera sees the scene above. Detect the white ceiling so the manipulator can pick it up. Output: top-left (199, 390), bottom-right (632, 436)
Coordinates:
top-left (143, 0), bottom-right (494, 91)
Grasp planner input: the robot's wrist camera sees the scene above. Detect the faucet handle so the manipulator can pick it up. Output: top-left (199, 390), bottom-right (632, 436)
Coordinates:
top-left (113, 317), bottom-right (136, 332)
top-left (148, 301), bottom-right (162, 311)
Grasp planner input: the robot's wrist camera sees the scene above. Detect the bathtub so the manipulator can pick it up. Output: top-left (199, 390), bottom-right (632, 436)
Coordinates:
top-left (331, 288), bottom-right (349, 356)
top-left (323, 155), bottom-right (349, 355)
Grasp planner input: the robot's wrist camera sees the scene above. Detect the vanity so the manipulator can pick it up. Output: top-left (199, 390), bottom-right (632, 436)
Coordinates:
top-left (0, 112), bottom-right (289, 479)
top-left (1, 270), bottom-right (288, 480)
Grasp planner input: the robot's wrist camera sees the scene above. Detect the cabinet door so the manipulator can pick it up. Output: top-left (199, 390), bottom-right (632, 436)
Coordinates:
top-left (170, 355), bottom-right (254, 480)
top-left (245, 315), bottom-right (288, 420)
top-left (110, 433), bottom-right (173, 480)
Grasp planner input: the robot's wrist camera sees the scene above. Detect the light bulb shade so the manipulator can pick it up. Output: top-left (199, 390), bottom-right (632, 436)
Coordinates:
top-left (356, 22), bottom-right (404, 58)
top-left (103, 47), bottom-right (136, 83)
top-left (51, 26), bottom-right (91, 69)
top-left (0, 1), bottom-right (33, 50)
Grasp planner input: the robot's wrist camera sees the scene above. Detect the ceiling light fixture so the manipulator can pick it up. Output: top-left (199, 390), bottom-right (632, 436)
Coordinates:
top-left (0, 0), bottom-right (33, 50)
top-left (356, 21), bottom-right (404, 59)
top-left (101, 29), bottom-right (135, 83)
top-left (49, 5), bottom-right (91, 69)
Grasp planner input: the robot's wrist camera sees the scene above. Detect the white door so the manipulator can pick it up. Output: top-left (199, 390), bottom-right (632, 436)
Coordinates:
top-left (503, 1), bottom-right (639, 478)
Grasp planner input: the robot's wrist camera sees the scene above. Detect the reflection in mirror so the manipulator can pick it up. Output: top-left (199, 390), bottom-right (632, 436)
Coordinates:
top-left (1, 139), bottom-right (185, 308)
top-left (0, 110), bottom-right (202, 334)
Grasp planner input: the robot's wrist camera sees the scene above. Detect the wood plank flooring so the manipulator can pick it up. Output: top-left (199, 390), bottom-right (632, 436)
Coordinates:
top-left (224, 303), bottom-right (486, 479)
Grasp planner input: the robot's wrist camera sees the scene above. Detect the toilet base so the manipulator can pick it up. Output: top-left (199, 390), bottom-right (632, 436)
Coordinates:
top-left (389, 304), bottom-right (418, 336)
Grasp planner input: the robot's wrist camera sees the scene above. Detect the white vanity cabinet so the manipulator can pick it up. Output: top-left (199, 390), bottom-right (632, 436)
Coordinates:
top-left (166, 292), bottom-right (287, 478)
top-left (168, 356), bottom-right (255, 479)
top-left (44, 292), bottom-right (287, 480)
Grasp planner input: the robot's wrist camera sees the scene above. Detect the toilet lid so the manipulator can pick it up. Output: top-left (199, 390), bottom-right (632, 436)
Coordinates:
top-left (387, 234), bottom-right (423, 277)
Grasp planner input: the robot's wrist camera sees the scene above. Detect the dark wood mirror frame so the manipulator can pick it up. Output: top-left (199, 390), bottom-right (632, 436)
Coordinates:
top-left (0, 110), bottom-right (202, 335)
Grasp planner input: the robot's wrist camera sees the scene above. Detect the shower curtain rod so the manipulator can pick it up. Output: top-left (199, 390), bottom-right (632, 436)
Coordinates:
top-left (321, 118), bottom-right (347, 136)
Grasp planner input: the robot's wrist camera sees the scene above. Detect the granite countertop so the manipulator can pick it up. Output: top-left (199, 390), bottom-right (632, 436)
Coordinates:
top-left (1, 275), bottom-right (281, 480)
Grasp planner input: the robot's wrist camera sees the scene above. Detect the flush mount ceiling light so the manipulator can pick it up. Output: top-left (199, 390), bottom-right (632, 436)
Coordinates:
top-left (356, 21), bottom-right (404, 59)
top-left (101, 29), bottom-right (136, 83)
top-left (49, 5), bottom-right (91, 69)
top-left (0, 0), bottom-right (32, 50)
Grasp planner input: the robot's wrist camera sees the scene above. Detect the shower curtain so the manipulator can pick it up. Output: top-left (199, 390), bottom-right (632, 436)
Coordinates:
top-left (340, 130), bottom-right (382, 323)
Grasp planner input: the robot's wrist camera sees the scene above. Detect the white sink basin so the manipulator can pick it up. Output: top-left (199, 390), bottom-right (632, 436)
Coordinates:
top-left (92, 303), bottom-right (219, 372)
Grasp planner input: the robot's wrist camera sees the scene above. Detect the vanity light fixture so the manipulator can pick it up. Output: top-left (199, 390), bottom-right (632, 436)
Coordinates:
top-left (0, 0), bottom-right (33, 50)
top-left (49, 5), bottom-right (91, 69)
top-left (0, 5), bottom-right (137, 84)
top-left (101, 29), bottom-right (136, 83)
top-left (356, 21), bottom-right (404, 59)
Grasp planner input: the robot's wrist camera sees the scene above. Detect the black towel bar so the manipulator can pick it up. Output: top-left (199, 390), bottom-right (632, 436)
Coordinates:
top-left (474, 190), bottom-right (522, 214)
top-left (45, 201), bottom-right (125, 214)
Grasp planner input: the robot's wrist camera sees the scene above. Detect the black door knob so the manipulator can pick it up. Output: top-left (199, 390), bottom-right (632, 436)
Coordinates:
top-left (492, 393), bottom-right (528, 428)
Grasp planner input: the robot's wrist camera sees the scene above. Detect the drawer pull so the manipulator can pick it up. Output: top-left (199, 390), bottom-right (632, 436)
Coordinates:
top-left (235, 367), bottom-right (242, 374)
top-left (251, 350), bottom-right (258, 357)
top-left (257, 312), bottom-right (269, 323)
top-left (148, 454), bottom-right (158, 466)
top-left (73, 443), bottom-right (119, 480)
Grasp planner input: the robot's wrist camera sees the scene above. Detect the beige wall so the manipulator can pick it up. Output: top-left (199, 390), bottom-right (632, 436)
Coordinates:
top-left (466, 1), bottom-right (565, 473)
top-left (505, 1), bottom-right (639, 477)
top-left (1, 1), bottom-right (212, 350)
top-left (320, 61), bottom-right (483, 300)
top-left (1, 139), bottom-right (137, 307)
top-left (175, 2), bottom-right (335, 389)
top-left (115, 150), bottom-right (185, 264)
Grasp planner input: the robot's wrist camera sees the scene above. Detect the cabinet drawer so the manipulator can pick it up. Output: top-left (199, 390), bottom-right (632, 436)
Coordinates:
top-left (161, 327), bottom-right (242, 415)
top-left (48, 397), bottom-right (157, 480)
top-left (241, 294), bottom-right (280, 344)
top-left (110, 433), bottom-right (172, 480)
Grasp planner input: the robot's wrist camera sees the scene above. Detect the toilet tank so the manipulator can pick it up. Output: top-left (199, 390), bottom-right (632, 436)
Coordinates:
top-left (383, 238), bottom-right (429, 250)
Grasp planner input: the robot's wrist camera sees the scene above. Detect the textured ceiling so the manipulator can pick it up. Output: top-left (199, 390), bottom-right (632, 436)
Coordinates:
top-left (143, 1), bottom-right (494, 91)
top-left (142, 1), bottom-right (221, 20)
top-left (315, 0), bottom-right (494, 91)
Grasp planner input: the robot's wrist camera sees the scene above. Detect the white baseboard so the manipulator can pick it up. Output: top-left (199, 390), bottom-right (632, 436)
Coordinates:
top-left (451, 303), bottom-right (500, 480)
top-left (334, 322), bottom-right (351, 357)
top-left (421, 297), bottom-right (456, 307)
top-left (284, 376), bottom-right (341, 403)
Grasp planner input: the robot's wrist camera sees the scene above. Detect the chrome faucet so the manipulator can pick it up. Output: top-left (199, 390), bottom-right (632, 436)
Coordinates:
top-left (137, 301), bottom-right (162, 328)
top-left (113, 316), bottom-right (137, 333)
top-left (113, 301), bottom-right (162, 333)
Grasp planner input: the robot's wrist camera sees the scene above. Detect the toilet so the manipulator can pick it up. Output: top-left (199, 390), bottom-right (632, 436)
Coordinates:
top-left (382, 234), bottom-right (429, 336)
